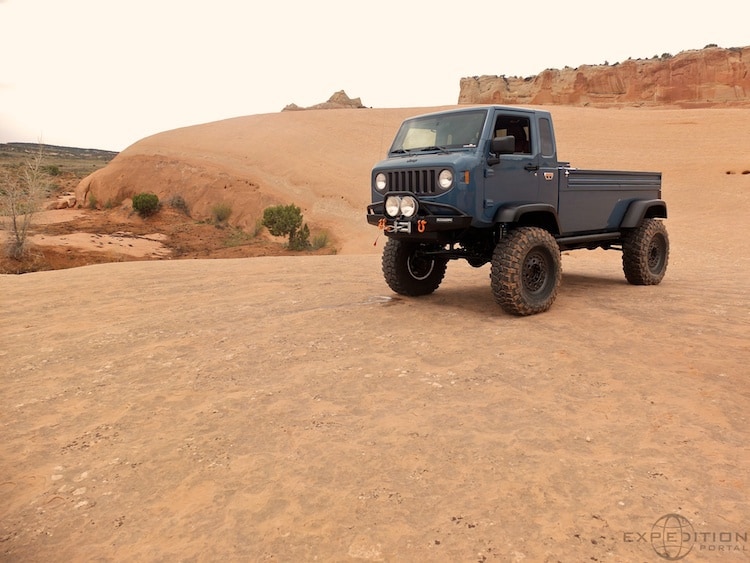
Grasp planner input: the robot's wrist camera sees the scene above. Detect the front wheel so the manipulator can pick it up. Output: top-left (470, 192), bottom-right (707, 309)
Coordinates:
top-left (382, 238), bottom-right (448, 296)
top-left (490, 227), bottom-right (562, 315)
top-left (622, 219), bottom-right (669, 285)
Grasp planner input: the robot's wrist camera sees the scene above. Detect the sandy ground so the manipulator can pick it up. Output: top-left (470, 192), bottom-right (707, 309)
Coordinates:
top-left (2, 106), bottom-right (750, 561)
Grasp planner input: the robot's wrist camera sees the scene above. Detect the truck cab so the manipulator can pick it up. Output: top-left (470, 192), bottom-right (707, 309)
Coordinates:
top-left (367, 106), bottom-right (560, 232)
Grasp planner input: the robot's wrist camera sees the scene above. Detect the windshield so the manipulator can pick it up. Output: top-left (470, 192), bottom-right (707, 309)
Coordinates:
top-left (390, 109), bottom-right (488, 153)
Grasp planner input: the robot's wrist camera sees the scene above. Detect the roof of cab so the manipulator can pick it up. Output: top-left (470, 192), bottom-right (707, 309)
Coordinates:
top-left (405, 105), bottom-right (552, 119)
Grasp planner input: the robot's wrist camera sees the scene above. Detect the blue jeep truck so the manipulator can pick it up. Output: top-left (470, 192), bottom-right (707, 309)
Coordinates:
top-left (366, 105), bottom-right (669, 315)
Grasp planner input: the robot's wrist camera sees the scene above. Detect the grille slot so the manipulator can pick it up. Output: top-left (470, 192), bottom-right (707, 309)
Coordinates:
top-left (387, 169), bottom-right (438, 194)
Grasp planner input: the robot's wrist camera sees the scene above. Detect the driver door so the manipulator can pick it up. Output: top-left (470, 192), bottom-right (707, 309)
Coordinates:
top-left (482, 113), bottom-right (541, 222)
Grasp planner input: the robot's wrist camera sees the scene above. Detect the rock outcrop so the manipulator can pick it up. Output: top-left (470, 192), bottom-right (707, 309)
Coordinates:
top-left (458, 46), bottom-right (750, 107)
top-left (283, 90), bottom-right (366, 111)
top-left (45, 191), bottom-right (77, 210)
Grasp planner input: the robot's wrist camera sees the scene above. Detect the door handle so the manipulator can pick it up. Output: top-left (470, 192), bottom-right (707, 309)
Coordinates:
top-left (524, 163), bottom-right (539, 172)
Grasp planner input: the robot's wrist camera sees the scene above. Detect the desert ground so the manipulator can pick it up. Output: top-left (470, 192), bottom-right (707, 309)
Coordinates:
top-left (1, 105), bottom-right (749, 561)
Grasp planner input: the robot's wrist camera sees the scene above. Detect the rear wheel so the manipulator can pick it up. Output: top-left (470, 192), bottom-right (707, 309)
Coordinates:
top-left (382, 238), bottom-right (448, 296)
top-left (622, 219), bottom-right (669, 285)
top-left (491, 227), bottom-right (562, 315)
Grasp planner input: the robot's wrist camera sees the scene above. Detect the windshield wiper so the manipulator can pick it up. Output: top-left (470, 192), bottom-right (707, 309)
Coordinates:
top-left (419, 146), bottom-right (447, 152)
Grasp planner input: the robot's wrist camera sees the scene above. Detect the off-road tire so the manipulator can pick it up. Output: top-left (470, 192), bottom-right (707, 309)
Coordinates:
top-left (491, 227), bottom-right (562, 316)
top-left (622, 219), bottom-right (669, 285)
top-left (382, 238), bottom-right (447, 296)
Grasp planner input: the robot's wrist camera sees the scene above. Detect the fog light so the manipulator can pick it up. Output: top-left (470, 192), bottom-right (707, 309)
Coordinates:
top-left (385, 195), bottom-right (401, 217)
top-left (400, 195), bottom-right (418, 217)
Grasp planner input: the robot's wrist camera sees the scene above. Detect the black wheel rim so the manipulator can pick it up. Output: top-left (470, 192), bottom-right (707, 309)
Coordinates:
top-left (407, 254), bottom-right (435, 281)
top-left (522, 249), bottom-right (550, 294)
top-left (648, 234), bottom-right (667, 273)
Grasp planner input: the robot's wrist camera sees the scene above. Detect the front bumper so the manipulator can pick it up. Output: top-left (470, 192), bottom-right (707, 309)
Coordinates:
top-left (366, 199), bottom-right (473, 239)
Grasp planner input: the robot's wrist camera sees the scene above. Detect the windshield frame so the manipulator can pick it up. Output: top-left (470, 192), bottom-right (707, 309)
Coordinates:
top-left (389, 109), bottom-right (489, 154)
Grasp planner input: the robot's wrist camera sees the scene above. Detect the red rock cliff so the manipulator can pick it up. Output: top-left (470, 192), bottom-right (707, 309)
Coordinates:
top-left (458, 46), bottom-right (750, 107)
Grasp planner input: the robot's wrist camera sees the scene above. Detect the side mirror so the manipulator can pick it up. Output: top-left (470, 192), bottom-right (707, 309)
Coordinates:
top-left (487, 135), bottom-right (515, 166)
top-left (492, 136), bottom-right (515, 155)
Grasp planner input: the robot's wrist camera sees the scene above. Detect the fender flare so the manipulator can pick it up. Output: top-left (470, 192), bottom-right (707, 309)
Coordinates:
top-left (494, 203), bottom-right (561, 234)
top-left (620, 199), bottom-right (668, 229)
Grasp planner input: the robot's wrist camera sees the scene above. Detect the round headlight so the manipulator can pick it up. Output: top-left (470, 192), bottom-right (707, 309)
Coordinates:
top-left (375, 173), bottom-right (387, 192)
top-left (438, 169), bottom-right (453, 190)
top-left (385, 195), bottom-right (401, 217)
top-left (400, 195), bottom-right (418, 218)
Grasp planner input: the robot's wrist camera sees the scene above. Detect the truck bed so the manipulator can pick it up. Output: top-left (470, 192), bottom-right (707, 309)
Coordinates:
top-left (557, 168), bottom-right (662, 234)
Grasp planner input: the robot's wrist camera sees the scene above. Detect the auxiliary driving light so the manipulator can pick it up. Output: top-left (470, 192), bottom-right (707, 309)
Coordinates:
top-left (384, 195), bottom-right (419, 218)
top-left (400, 195), bottom-right (418, 217)
top-left (385, 195), bottom-right (401, 217)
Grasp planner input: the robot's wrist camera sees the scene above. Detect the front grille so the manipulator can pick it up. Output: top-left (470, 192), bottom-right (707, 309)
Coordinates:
top-left (387, 169), bottom-right (438, 194)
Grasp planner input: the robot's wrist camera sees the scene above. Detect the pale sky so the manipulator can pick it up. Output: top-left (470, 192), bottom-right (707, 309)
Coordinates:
top-left (1, 0), bottom-right (747, 151)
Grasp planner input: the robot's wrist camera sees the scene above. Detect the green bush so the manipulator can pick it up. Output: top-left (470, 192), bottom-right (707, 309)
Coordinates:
top-left (263, 203), bottom-right (311, 250)
top-left (289, 223), bottom-right (311, 251)
top-left (132, 192), bottom-right (160, 217)
top-left (262, 204), bottom-right (311, 249)
top-left (262, 204), bottom-right (302, 237)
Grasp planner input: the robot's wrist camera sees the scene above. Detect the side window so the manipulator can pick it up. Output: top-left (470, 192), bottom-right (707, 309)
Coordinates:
top-left (494, 116), bottom-right (532, 154)
top-left (539, 117), bottom-right (554, 156)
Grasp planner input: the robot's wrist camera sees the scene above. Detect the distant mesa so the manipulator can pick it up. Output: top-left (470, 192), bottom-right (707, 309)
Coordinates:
top-left (0, 142), bottom-right (117, 160)
top-left (283, 90), bottom-right (366, 111)
top-left (458, 45), bottom-right (750, 108)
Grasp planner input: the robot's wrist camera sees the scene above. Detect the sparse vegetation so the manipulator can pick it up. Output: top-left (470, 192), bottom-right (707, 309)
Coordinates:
top-left (0, 142), bottom-right (118, 273)
top-left (312, 231), bottom-right (329, 250)
top-left (224, 226), bottom-right (254, 247)
top-left (168, 194), bottom-right (190, 216)
top-left (251, 218), bottom-right (264, 237)
top-left (0, 144), bottom-right (50, 260)
top-left (132, 192), bottom-right (160, 217)
top-left (211, 202), bottom-right (232, 225)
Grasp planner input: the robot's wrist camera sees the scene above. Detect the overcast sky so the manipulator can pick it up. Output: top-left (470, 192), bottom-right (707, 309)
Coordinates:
top-left (1, 0), bottom-right (747, 151)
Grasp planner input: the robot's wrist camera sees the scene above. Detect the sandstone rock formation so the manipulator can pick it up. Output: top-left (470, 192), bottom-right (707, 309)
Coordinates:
top-left (283, 90), bottom-right (366, 111)
top-left (458, 46), bottom-right (750, 107)
top-left (45, 191), bottom-right (77, 210)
